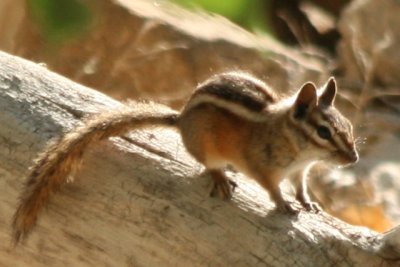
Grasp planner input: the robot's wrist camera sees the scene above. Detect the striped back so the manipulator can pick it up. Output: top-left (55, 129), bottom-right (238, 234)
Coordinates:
top-left (185, 72), bottom-right (277, 121)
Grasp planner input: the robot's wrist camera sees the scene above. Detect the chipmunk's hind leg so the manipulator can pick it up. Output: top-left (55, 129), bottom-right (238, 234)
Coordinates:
top-left (208, 169), bottom-right (237, 200)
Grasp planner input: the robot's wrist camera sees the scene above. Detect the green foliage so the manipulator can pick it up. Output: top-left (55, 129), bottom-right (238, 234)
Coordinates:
top-left (172, 0), bottom-right (271, 33)
top-left (29, 0), bottom-right (92, 42)
top-left (28, 0), bottom-right (270, 43)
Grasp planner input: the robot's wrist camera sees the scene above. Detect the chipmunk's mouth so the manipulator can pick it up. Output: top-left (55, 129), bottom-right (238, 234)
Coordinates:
top-left (332, 149), bottom-right (359, 166)
top-left (349, 151), bottom-right (359, 164)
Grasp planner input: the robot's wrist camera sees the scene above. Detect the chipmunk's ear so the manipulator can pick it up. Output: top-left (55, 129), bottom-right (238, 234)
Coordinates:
top-left (293, 82), bottom-right (317, 119)
top-left (320, 77), bottom-right (337, 106)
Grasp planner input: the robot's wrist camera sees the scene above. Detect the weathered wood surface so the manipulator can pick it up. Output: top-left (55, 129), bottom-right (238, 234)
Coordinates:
top-left (1, 51), bottom-right (399, 266)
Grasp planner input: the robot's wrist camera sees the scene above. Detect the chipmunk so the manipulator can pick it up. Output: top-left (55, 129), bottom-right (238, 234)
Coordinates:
top-left (12, 72), bottom-right (358, 244)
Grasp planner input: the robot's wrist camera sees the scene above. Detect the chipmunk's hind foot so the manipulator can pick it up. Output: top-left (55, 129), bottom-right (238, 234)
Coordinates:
top-left (209, 169), bottom-right (237, 200)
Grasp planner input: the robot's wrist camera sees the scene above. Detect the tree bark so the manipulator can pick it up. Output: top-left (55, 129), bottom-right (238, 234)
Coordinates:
top-left (0, 51), bottom-right (399, 267)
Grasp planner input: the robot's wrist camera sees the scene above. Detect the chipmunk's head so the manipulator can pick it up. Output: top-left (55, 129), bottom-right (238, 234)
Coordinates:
top-left (290, 77), bottom-right (359, 166)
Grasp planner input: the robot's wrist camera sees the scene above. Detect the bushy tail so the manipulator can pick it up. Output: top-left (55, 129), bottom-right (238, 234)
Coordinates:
top-left (12, 105), bottom-right (178, 244)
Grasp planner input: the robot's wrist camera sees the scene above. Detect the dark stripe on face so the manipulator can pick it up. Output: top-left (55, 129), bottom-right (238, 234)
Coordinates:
top-left (319, 111), bottom-right (354, 152)
top-left (307, 117), bottom-right (336, 148)
top-left (287, 116), bottom-right (326, 149)
top-left (195, 74), bottom-right (276, 113)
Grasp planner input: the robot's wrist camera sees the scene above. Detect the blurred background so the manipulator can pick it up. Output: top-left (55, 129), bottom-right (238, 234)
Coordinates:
top-left (1, 0), bottom-right (399, 233)
top-left (0, 0), bottom-right (351, 103)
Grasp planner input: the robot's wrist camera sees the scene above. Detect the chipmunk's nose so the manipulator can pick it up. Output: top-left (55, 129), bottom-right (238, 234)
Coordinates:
top-left (349, 150), bottom-right (359, 164)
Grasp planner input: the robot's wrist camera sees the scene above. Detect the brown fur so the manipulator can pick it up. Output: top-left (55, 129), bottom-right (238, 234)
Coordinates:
top-left (12, 105), bottom-right (178, 244)
top-left (12, 72), bottom-right (358, 244)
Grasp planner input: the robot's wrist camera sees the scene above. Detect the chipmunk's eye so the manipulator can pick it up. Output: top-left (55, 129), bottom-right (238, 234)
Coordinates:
top-left (317, 125), bottom-right (332, 140)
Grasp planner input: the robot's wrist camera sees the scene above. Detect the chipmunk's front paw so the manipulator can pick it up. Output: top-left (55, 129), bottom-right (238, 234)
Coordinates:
top-left (210, 179), bottom-right (237, 200)
top-left (301, 201), bottom-right (322, 213)
top-left (296, 191), bottom-right (322, 213)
